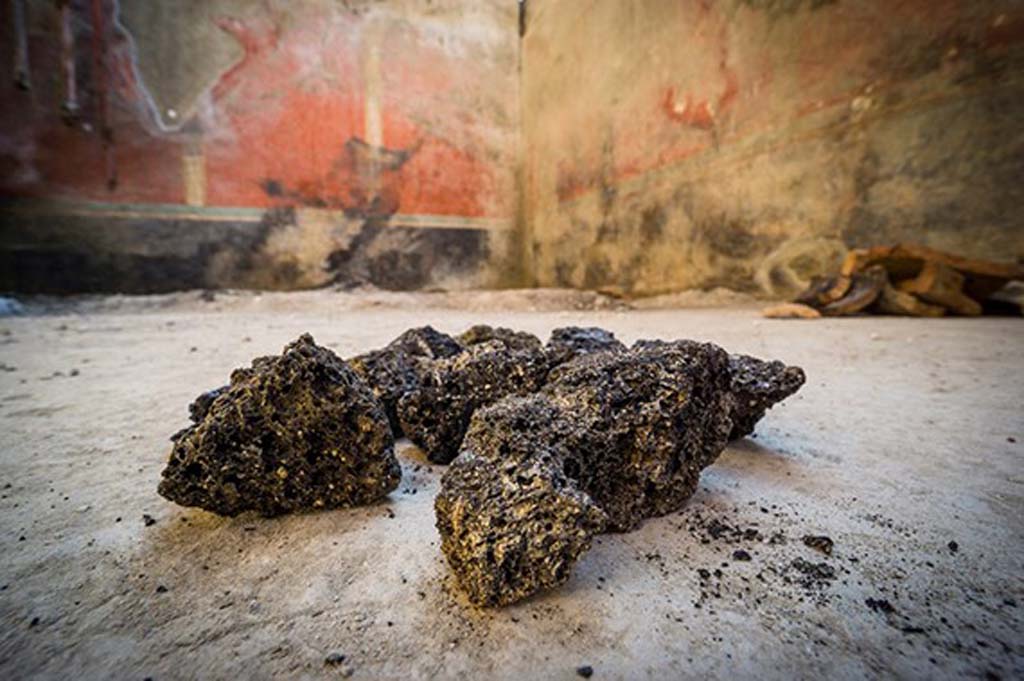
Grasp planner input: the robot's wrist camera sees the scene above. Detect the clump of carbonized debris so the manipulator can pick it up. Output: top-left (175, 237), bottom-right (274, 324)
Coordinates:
top-left (726, 353), bottom-right (806, 440)
top-left (348, 326), bottom-right (463, 436)
top-left (348, 325), bottom-right (629, 464)
top-left (158, 324), bottom-right (805, 608)
top-left (545, 326), bottom-right (626, 366)
top-left (397, 336), bottom-right (551, 464)
top-left (631, 340), bottom-right (806, 441)
top-left (458, 324), bottom-right (544, 352)
top-left (436, 339), bottom-right (806, 606)
top-left (158, 334), bottom-right (400, 516)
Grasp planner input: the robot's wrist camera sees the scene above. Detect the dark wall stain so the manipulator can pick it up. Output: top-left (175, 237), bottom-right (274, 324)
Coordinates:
top-left (0, 203), bottom-right (489, 294)
top-left (733, 0), bottom-right (838, 19)
top-left (0, 210), bottom-right (267, 294)
top-left (259, 137), bottom-right (418, 218)
top-left (582, 257), bottom-right (612, 290)
top-left (640, 205), bottom-right (667, 242)
top-left (693, 215), bottom-right (763, 259)
top-left (328, 221), bottom-right (489, 291)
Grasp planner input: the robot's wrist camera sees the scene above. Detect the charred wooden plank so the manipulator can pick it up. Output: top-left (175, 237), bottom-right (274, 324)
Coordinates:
top-left (761, 303), bottom-right (822, 319)
top-left (821, 265), bottom-right (887, 316)
top-left (897, 262), bottom-right (982, 316)
top-left (841, 244), bottom-right (1024, 302)
top-left (874, 283), bottom-right (945, 317)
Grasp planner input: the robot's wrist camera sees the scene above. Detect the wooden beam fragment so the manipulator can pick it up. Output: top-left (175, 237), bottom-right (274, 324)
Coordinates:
top-left (874, 283), bottom-right (945, 317)
top-left (761, 303), bottom-right (822, 319)
top-left (794, 275), bottom-right (852, 308)
top-left (841, 243), bottom-right (1024, 302)
top-left (821, 265), bottom-right (887, 316)
top-left (896, 262), bottom-right (982, 316)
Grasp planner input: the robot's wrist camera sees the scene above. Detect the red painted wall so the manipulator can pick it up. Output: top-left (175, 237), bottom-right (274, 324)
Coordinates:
top-left (0, 1), bottom-right (517, 220)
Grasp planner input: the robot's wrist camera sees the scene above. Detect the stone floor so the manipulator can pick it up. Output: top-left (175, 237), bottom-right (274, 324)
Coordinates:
top-left (0, 290), bottom-right (1020, 680)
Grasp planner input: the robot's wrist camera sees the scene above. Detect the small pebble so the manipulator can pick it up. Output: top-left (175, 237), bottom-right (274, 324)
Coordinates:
top-left (576, 665), bottom-right (594, 678)
top-left (325, 652), bottom-right (346, 666)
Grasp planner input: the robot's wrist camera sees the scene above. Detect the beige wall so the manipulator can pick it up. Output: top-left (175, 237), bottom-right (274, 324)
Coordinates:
top-left (521, 0), bottom-right (1024, 297)
top-left (0, 0), bottom-right (519, 293)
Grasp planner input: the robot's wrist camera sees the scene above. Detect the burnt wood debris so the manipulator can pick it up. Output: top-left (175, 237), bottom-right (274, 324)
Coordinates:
top-left (764, 243), bottom-right (1024, 319)
top-left (158, 325), bottom-right (804, 605)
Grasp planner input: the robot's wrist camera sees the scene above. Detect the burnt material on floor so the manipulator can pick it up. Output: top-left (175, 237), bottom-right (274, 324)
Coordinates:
top-left (397, 337), bottom-right (551, 464)
top-left (349, 326), bottom-right (463, 436)
top-left (158, 334), bottom-right (400, 516)
top-left (435, 339), bottom-right (805, 606)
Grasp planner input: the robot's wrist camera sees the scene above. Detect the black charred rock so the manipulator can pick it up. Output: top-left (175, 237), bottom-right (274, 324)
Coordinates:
top-left (169, 385), bottom-right (229, 441)
top-left (436, 341), bottom-right (737, 605)
top-left (349, 326), bottom-right (463, 435)
top-left (397, 341), bottom-right (550, 463)
top-left (457, 324), bottom-right (543, 352)
top-left (543, 340), bottom-right (735, 531)
top-left (633, 340), bottom-right (805, 440)
top-left (727, 353), bottom-right (806, 439)
top-left (435, 424), bottom-right (606, 606)
top-left (188, 386), bottom-right (228, 422)
top-left (158, 334), bottom-right (400, 517)
top-left (545, 326), bottom-right (626, 366)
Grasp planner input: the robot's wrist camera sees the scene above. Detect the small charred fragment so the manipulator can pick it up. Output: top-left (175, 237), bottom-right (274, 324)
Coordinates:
top-left (633, 339), bottom-right (806, 440)
top-left (436, 341), bottom-right (738, 605)
top-left (349, 326), bottom-right (462, 435)
top-left (545, 326), bottom-right (626, 366)
top-left (435, 435), bottom-right (606, 607)
top-left (457, 324), bottom-right (544, 352)
top-left (188, 386), bottom-right (228, 423)
top-left (727, 353), bottom-right (806, 440)
top-left (397, 340), bottom-right (550, 463)
top-left (158, 334), bottom-right (400, 517)
top-left (543, 341), bottom-right (735, 531)
top-left (168, 385), bottom-right (229, 443)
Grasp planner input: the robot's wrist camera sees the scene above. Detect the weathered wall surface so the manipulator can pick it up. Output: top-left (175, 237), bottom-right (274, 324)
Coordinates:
top-left (0, 0), bottom-right (517, 292)
top-left (521, 0), bottom-right (1024, 297)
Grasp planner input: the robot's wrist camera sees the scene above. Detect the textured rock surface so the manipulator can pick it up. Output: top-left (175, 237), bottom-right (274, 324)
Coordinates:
top-left (543, 340), bottom-right (735, 531)
top-left (397, 340), bottom-right (550, 463)
top-left (159, 334), bottom-right (400, 516)
top-left (457, 324), bottom-right (544, 352)
top-left (187, 386), bottom-right (228, 424)
top-left (436, 340), bottom-right (741, 605)
top-left (349, 326), bottom-right (463, 435)
top-left (435, 442), bottom-right (607, 607)
top-left (545, 326), bottom-right (626, 366)
top-left (727, 354), bottom-right (807, 440)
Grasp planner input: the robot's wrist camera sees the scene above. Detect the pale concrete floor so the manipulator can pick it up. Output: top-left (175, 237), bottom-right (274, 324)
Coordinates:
top-left (0, 290), bottom-right (1021, 680)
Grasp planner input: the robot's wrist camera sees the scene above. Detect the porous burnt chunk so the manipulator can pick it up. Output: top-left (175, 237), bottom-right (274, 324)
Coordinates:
top-left (545, 326), bottom-right (626, 366)
top-left (397, 341), bottom-right (550, 464)
top-left (188, 386), bottom-right (227, 423)
top-left (388, 325), bottom-right (463, 359)
top-left (543, 340), bottom-right (735, 531)
top-left (727, 354), bottom-right (806, 440)
top-left (159, 334), bottom-right (400, 517)
top-left (436, 341), bottom-right (736, 606)
top-left (349, 326), bottom-right (463, 436)
top-left (438, 336), bottom-right (806, 606)
top-left (457, 324), bottom-right (543, 352)
top-left (435, 449), bottom-right (606, 607)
